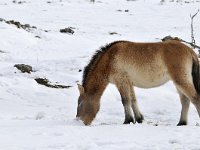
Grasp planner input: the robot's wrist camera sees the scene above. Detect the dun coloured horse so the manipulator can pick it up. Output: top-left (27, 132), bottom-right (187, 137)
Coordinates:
top-left (76, 40), bottom-right (200, 126)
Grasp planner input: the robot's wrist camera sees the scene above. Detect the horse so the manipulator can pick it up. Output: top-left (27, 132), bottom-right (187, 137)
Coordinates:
top-left (76, 40), bottom-right (200, 126)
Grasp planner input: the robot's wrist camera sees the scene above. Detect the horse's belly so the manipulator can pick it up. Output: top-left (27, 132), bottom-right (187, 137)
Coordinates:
top-left (112, 55), bottom-right (170, 88)
top-left (128, 69), bottom-right (170, 88)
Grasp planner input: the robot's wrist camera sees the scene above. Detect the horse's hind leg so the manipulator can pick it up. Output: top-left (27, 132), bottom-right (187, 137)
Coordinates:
top-left (176, 83), bottom-right (200, 125)
top-left (177, 90), bottom-right (190, 126)
top-left (172, 74), bottom-right (200, 125)
top-left (116, 82), bottom-right (134, 124)
top-left (130, 87), bottom-right (144, 123)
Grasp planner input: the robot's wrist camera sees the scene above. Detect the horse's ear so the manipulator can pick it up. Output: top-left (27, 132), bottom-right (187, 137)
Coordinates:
top-left (77, 84), bottom-right (84, 95)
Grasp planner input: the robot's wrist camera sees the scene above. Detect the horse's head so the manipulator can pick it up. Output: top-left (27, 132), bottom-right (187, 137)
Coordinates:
top-left (76, 84), bottom-right (100, 125)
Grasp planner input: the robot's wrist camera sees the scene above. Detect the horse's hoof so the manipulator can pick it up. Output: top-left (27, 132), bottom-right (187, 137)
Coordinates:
top-left (136, 114), bottom-right (144, 123)
top-left (123, 118), bottom-right (134, 124)
top-left (177, 121), bottom-right (187, 126)
top-left (136, 118), bottom-right (143, 123)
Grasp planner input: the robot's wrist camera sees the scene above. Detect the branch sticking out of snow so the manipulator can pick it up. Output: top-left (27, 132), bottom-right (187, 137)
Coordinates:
top-left (35, 78), bottom-right (72, 89)
top-left (190, 9), bottom-right (200, 49)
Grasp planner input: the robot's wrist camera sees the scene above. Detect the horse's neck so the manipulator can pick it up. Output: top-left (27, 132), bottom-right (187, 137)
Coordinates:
top-left (83, 73), bottom-right (108, 97)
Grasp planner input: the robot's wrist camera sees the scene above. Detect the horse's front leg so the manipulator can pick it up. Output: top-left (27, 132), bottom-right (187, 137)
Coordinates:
top-left (121, 95), bottom-right (135, 124)
top-left (130, 87), bottom-right (144, 123)
top-left (116, 81), bottom-right (134, 124)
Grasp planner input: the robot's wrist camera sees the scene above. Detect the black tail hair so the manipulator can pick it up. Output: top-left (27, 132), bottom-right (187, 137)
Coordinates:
top-left (192, 56), bottom-right (200, 95)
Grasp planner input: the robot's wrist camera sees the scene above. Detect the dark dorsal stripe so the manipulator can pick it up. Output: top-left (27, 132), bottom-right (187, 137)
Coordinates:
top-left (82, 41), bottom-right (123, 86)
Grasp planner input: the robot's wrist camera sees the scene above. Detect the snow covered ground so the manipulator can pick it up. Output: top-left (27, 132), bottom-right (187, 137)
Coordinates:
top-left (0, 0), bottom-right (200, 149)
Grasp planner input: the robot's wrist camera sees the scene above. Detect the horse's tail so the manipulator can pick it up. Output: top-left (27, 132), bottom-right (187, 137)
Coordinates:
top-left (192, 53), bottom-right (200, 95)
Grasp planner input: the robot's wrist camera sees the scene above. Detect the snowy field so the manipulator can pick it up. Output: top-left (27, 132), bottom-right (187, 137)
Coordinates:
top-left (1, 0), bottom-right (200, 149)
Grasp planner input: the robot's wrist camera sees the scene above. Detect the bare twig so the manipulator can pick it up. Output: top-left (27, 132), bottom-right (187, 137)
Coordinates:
top-left (180, 38), bottom-right (200, 50)
top-left (190, 9), bottom-right (200, 48)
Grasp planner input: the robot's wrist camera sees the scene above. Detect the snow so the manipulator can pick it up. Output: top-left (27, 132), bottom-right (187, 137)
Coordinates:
top-left (0, 0), bottom-right (200, 149)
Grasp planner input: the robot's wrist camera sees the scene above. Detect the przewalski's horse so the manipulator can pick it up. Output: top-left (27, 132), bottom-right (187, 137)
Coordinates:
top-left (76, 40), bottom-right (200, 126)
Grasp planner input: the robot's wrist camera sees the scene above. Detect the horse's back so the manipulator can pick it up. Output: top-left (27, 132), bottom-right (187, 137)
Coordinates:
top-left (110, 41), bottom-right (195, 88)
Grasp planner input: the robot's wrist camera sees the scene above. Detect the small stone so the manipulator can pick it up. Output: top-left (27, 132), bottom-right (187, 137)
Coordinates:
top-left (14, 64), bottom-right (33, 73)
top-left (60, 27), bottom-right (75, 34)
top-left (109, 32), bottom-right (118, 35)
top-left (162, 35), bottom-right (174, 41)
top-left (0, 50), bottom-right (6, 53)
top-left (35, 36), bottom-right (41, 39)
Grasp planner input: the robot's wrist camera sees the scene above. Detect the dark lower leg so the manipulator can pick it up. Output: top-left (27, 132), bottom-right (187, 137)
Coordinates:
top-left (132, 101), bottom-right (144, 123)
top-left (122, 97), bottom-right (134, 124)
top-left (131, 90), bottom-right (144, 123)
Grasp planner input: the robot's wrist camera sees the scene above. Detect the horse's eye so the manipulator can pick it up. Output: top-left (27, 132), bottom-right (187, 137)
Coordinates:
top-left (78, 101), bottom-right (83, 108)
top-left (78, 99), bottom-right (81, 105)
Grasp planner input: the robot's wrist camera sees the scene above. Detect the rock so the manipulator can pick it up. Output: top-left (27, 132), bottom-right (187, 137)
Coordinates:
top-left (0, 50), bottom-right (6, 53)
top-left (0, 18), bottom-right (4, 22)
top-left (12, 0), bottom-right (26, 4)
top-left (109, 32), bottom-right (119, 35)
top-left (14, 64), bottom-right (33, 73)
top-left (35, 36), bottom-right (41, 39)
top-left (161, 35), bottom-right (180, 41)
top-left (60, 27), bottom-right (75, 34)
top-left (1, 19), bottom-right (37, 31)
top-left (161, 35), bottom-right (174, 41)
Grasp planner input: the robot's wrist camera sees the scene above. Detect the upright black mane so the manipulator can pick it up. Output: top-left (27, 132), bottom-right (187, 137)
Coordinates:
top-left (82, 41), bottom-right (123, 86)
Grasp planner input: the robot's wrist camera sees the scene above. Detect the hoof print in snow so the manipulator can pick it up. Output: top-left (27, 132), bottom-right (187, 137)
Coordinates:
top-left (60, 27), bottom-right (75, 34)
top-left (35, 78), bottom-right (72, 89)
top-left (196, 122), bottom-right (200, 126)
top-left (14, 64), bottom-right (33, 74)
top-left (35, 112), bottom-right (45, 120)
